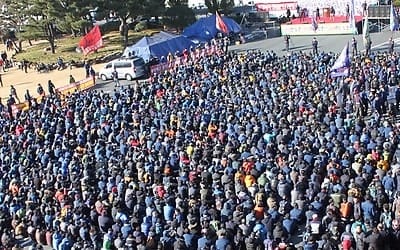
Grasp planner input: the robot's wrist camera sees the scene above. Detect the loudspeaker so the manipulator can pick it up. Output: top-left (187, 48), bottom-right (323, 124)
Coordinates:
top-left (382, 6), bottom-right (390, 17)
top-left (368, 5), bottom-right (390, 18)
top-left (368, 6), bottom-right (377, 17)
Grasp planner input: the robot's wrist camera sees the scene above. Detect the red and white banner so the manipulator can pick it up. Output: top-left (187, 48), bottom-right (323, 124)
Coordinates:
top-left (256, 2), bottom-right (298, 12)
top-left (150, 45), bottom-right (223, 75)
top-left (79, 26), bottom-right (103, 55)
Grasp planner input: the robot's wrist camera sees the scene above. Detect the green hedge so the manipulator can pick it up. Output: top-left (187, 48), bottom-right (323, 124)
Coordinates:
top-left (100, 21), bottom-right (120, 33)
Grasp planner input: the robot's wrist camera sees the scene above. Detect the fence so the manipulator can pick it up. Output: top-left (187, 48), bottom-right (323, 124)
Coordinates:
top-left (10, 77), bottom-right (95, 117)
top-left (150, 44), bottom-right (224, 75)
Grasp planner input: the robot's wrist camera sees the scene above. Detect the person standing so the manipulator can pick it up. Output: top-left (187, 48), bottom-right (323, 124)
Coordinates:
top-left (48, 80), bottom-right (56, 96)
top-left (10, 85), bottom-right (20, 103)
top-left (316, 7), bottom-right (320, 20)
top-left (346, 4), bottom-right (350, 21)
top-left (312, 37), bottom-right (318, 55)
top-left (37, 83), bottom-right (45, 97)
top-left (365, 38), bottom-right (372, 57)
top-left (330, 6), bottom-right (335, 21)
top-left (69, 75), bottom-right (76, 84)
top-left (84, 61), bottom-right (91, 78)
top-left (223, 36), bottom-right (230, 54)
top-left (362, 1), bottom-right (368, 17)
top-left (284, 35), bottom-right (290, 51)
top-left (6, 94), bottom-right (15, 118)
top-left (389, 37), bottom-right (395, 54)
top-left (23, 59), bottom-right (28, 73)
top-left (90, 67), bottom-right (96, 84)
top-left (352, 37), bottom-right (358, 55)
top-left (112, 69), bottom-right (120, 87)
top-left (286, 8), bottom-right (291, 20)
top-left (24, 90), bottom-right (32, 108)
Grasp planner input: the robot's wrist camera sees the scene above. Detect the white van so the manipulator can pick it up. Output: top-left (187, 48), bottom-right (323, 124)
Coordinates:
top-left (99, 57), bottom-right (147, 81)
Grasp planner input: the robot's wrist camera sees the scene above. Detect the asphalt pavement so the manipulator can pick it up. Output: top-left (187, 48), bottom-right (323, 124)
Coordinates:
top-left (231, 30), bottom-right (398, 56)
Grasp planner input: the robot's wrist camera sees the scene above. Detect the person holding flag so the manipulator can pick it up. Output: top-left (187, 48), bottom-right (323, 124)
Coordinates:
top-left (215, 11), bottom-right (230, 53)
top-left (330, 43), bottom-right (350, 78)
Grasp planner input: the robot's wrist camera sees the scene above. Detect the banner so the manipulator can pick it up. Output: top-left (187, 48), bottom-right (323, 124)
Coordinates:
top-left (255, 2), bottom-right (298, 12)
top-left (150, 45), bottom-right (223, 75)
top-left (11, 77), bottom-right (95, 116)
top-left (56, 77), bottom-right (95, 97)
top-left (79, 26), bottom-right (103, 55)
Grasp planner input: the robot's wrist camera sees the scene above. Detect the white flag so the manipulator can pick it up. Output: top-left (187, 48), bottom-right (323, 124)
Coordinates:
top-left (349, 0), bottom-right (357, 34)
top-left (390, 4), bottom-right (399, 31)
top-left (331, 43), bottom-right (350, 78)
top-left (363, 16), bottom-right (370, 46)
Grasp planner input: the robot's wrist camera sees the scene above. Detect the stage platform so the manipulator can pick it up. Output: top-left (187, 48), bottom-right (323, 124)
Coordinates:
top-left (281, 16), bottom-right (363, 36)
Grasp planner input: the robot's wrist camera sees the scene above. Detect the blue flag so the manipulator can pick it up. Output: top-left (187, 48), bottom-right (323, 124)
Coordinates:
top-left (390, 4), bottom-right (399, 31)
top-left (330, 43), bottom-right (350, 78)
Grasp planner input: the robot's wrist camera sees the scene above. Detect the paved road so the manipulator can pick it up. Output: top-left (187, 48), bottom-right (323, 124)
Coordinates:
top-left (231, 30), bottom-right (398, 56)
top-left (92, 78), bottom-right (145, 93)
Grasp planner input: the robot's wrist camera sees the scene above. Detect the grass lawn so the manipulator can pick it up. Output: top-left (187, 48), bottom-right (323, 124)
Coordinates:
top-left (12, 29), bottom-right (161, 64)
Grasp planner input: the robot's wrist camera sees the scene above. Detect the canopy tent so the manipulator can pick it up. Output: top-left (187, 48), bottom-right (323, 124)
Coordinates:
top-left (122, 31), bottom-right (195, 61)
top-left (183, 14), bottom-right (242, 42)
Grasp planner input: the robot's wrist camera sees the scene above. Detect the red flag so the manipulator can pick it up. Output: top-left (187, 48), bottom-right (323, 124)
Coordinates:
top-left (79, 26), bottom-right (103, 55)
top-left (216, 12), bottom-right (229, 34)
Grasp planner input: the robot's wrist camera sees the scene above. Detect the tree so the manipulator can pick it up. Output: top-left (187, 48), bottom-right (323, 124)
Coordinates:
top-left (143, 0), bottom-right (166, 21)
top-left (1, 0), bottom-right (96, 53)
top-left (0, 0), bottom-right (31, 52)
top-left (56, 0), bottom-right (94, 36)
top-left (164, 0), bottom-right (195, 31)
top-left (204, 0), bottom-right (235, 14)
top-left (100, 0), bottom-right (143, 48)
top-left (21, 0), bottom-right (66, 54)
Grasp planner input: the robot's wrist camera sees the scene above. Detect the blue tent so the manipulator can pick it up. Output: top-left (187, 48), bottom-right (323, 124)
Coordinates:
top-left (122, 31), bottom-right (195, 61)
top-left (183, 15), bottom-right (242, 42)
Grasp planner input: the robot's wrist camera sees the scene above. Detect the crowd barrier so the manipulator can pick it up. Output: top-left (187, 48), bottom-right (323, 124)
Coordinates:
top-left (56, 77), bottom-right (95, 98)
top-left (11, 77), bottom-right (95, 117)
top-left (150, 45), bottom-right (223, 75)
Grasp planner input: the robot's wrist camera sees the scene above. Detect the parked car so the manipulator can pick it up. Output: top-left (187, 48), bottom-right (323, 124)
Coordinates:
top-left (99, 57), bottom-right (146, 81)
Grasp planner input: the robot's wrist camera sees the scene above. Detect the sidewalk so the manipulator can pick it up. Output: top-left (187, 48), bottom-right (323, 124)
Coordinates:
top-left (0, 62), bottom-right (105, 103)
